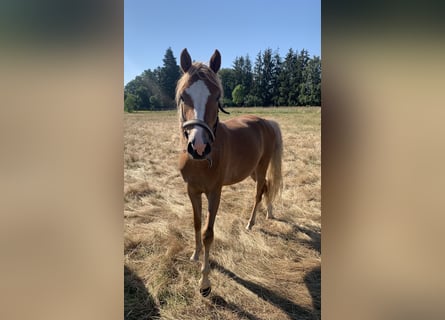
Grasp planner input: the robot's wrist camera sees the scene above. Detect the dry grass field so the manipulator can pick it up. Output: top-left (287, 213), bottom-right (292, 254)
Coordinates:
top-left (124, 107), bottom-right (321, 320)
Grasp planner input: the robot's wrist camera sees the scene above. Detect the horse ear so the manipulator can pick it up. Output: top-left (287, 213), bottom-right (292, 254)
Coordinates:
top-left (209, 49), bottom-right (221, 73)
top-left (180, 48), bottom-right (192, 73)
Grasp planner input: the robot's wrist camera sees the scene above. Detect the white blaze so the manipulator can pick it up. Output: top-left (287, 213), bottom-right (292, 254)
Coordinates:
top-left (185, 80), bottom-right (210, 121)
top-left (185, 80), bottom-right (210, 155)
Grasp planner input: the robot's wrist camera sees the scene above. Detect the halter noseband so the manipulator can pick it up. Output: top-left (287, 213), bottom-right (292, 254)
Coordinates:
top-left (182, 118), bottom-right (217, 143)
top-left (181, 101), bottom-right (229, 142)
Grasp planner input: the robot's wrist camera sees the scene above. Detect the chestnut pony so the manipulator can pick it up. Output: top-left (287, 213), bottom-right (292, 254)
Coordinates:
top-left (176, 49), bottom-right (283, 297)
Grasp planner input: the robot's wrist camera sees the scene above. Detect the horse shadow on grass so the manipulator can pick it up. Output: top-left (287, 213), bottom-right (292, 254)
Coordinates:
top-left (124, 265), bottom-right (160, 320)
top-left (259, 217), bottom-right (321, 254)
top-left (209, 295), bottom-right (262, 320)
top-left (211, 260), bottom-right (316, 320)
top-left (304, 265), bottom-right (321, 318)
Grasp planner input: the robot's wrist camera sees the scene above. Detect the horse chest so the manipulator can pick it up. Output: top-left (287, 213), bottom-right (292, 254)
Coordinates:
top-left (179, 157), bottom-right (220, 188)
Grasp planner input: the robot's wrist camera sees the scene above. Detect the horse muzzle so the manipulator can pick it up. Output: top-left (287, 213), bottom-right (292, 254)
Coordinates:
top-left (187, 140), bottom-right (211, 159)
top-left (183, 119), bottom-right (215, 160)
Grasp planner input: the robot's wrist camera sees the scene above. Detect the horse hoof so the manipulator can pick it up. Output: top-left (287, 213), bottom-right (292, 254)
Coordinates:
top-left (200, 287), bottom-right (211, 297)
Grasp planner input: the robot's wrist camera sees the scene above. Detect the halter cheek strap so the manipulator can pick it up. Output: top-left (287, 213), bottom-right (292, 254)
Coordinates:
top-left (218, 101), bottom-right (230, 114)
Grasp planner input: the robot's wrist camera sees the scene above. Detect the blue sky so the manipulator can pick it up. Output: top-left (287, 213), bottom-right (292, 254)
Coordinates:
top-left (124, 0), bottom-right (320, 84)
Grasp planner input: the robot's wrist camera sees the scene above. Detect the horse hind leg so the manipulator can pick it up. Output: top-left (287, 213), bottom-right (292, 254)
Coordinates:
top-left (246, 175), bottom-right (267, 230)
top-left (264, 179), bottom-right (275, 220)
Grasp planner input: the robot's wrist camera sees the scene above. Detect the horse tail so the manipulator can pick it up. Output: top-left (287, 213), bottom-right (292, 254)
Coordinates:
top-left (266, 120), bottom-right (283, 205)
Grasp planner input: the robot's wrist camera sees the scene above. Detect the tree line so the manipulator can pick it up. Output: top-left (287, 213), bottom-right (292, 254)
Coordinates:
top-left (124, 47), bottom-right (321, 112)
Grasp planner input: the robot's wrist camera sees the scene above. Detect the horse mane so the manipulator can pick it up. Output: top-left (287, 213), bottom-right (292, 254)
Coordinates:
top-left (175, 62), bottom-right (224, 109)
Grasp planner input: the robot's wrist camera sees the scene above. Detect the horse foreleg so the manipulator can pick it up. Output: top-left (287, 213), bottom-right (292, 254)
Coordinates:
top-left (188, 185), bottom-right (202, 262)
top-left (199, 189), bottom-right (221, 297)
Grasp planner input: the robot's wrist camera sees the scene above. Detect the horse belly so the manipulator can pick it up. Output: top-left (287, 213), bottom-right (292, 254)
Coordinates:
top-left (222, 145), bottom-right (262, 185)
top-left (223, 172), bottom-right (251, 186)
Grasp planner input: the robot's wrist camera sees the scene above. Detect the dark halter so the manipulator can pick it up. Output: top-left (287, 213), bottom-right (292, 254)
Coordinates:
top-left (218, 101), bottom-right (230, 115)
top-left (181, 101), bottom-right (229, 142)
top-left (182, 118), bottom-right (217, 142)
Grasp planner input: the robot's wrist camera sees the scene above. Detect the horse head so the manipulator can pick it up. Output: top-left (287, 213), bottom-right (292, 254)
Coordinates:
top-left (176, 49), bottom-right (224, 160)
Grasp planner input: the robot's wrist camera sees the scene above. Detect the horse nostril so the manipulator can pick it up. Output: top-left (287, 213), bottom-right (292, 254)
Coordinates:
top-left (187, 141), bottom-right (194, 155)
top-left (187, 140), bottom-right (211, 159)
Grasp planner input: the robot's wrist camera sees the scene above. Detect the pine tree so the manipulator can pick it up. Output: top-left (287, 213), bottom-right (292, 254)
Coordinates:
top-left (286, 50), bottom-right (300, 105)
top-left (312, 56), bottom-right (322, 105)
top-left (232, 55), bottom-right (253, 95)
top-left (251, 49), bottom-right (278, 106)
top-left (243, 54), bottom-right (253, 94)
top-left (271, 50), bottom-right (282, 106)
top-left (261, 48), bottom-right (274, 106)
top-left (233, 56), bottom-right (244, 84)
top-left (277, 48), bottom-right (294, 106)
top-left (159, 47), bottom-right (180, 108)
top-left (251, 51), bottom-right (264, 106)
top-left (297, 49), bottom-right (311, 105)
top-left (303, 56), bottom-right (321, 106)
